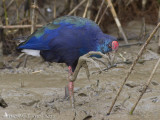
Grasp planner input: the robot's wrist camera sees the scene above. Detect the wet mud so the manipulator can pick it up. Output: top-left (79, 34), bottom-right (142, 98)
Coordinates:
top-left (0, 22), bottom-right (160, 120)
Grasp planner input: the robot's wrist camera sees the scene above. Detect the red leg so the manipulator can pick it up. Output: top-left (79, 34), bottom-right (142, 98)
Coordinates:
top-left (65, 66), bottom-right (72, 99)
top-left (68, 66), bottom-right (73, 75)
top-left (68, 66), bottom-right (75, 108)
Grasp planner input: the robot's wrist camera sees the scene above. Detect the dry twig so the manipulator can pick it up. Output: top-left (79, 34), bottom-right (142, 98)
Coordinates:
top-left (106, 0), bottom-right (128, 44)
top-left (31, 0), bottom-right (37, 33)
top-left (68, 0), bottom-right (87, 15)
top-left (92, 64), bottom-right (116, 74)
top-left (22, 0), bottom-right (37, 68)
top-left (107, 22), bottom-right (160, 115)
top-left (158, 5), bottom-right (160, 54)
top-left (98, 5), bottom-right (109, 25)
top-left (95, 0), bottom-right (105, 23)
top-left (138, 0), bottom-right (147, 41)
top-left (130, 57), bottom-right (160, 114)
top-left (0, 28), bottom-right (4, 68)
top-left (0, 25), bottom-right (42, 29)
top-left (1, 0), bottom-right (14, 17)
top-left (3, 0), bottom-right (9, 25)
top-left (53, 0), bottom-right (57, 18)
top-left (35, 7), bottom-right (48, 23)
top-left (119, 42), bottom-right (144, 47)
top-left (83, 0), bottom-right (90, 18)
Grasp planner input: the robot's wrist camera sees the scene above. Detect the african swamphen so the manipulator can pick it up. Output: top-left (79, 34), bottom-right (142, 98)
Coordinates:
top-left (17, 16), bottom-right (119, 107)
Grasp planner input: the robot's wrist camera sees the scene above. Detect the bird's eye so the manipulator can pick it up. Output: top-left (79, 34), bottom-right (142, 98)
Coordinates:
top-left (108, 44), bottom-right (112, 48)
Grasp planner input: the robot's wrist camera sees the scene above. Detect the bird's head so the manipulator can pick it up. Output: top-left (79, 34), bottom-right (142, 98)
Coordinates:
top-left (97, 34), bottom-right (119, 54)
top-left (102, 34), bottom-right (119, 53)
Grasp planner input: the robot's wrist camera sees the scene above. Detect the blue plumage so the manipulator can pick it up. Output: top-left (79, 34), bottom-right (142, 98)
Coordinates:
top-left (18, 16), bottom-right (117, 70)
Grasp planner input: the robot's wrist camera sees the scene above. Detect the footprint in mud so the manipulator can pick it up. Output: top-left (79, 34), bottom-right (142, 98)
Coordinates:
top-left (21, 100), bottom-right (40, 106)
top-left (151, 97), bottom-right (159, 103)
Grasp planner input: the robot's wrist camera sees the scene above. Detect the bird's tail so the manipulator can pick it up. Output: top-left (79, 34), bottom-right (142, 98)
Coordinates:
top-left (15, 36), bottom-right (41, 57)
top-left (14, 36), bottom-right (28, 52)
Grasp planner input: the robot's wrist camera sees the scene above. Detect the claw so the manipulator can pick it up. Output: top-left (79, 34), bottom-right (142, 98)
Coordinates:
top-left (71, 51), bottom-right (113, 82)
top-left (65, 51), bottom-right (117, 108)
top-left (82, 62), bottom-right (90, 81)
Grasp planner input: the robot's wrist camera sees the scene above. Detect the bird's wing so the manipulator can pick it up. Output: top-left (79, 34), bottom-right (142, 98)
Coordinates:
top-left (18, 23), bottom-right (60, 50)
top-left (18, 16), bottom-right (100, 51)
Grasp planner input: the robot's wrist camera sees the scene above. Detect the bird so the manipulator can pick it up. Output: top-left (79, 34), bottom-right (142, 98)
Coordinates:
top-left (17, 16), bottom-right (119, 107)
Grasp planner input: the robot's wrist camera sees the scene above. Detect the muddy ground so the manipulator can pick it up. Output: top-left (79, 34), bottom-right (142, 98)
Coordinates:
top-left (0, 21), bottom-right (160, 120)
